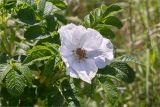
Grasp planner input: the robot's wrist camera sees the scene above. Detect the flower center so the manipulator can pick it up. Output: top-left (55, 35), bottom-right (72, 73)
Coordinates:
top-left (74, 48), bottom-right (86, 60)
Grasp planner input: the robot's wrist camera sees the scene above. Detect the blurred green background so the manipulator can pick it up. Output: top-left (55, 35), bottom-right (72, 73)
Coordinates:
top-left (65, 0), bottom-right (160, 107)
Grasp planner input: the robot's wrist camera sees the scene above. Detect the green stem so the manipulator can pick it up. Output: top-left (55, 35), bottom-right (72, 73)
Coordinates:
top-left (146, 49), bottom-right (150, 105)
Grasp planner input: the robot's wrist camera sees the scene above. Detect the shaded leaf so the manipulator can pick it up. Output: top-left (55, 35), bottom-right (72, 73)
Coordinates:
top-left (42, 56), bottom-right (55, 76)
top-left (61, 79), bottom-right (80, 107)
top-left (46, 15), bottom-right (56, 32)
top-left (47, 86), bottom-right (65, 106)
top-left (96, 24), bottom-right (115, 39)
top-left (103, 4), bottom-right (122, 17)
top-left (24, 25), bottom-right (47, 40)
top-left (16, 5), bottom-right (38, 24)
top-left (54, 13), bottom-right (67, 24)
top-left (103, 16), bottom-right (123, 29)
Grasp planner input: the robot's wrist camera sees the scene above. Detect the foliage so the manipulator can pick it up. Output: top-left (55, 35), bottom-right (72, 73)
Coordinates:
top-left (0, 0), bottom-right (139, 106)
top-left (83, 4), bottom-right (123, 39)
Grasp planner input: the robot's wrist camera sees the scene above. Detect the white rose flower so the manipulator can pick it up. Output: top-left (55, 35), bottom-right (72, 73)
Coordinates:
top-left (58, 23), bottom-right (114, 83)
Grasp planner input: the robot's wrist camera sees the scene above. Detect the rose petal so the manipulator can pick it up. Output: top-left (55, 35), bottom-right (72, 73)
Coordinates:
top-left (59, 45), bottom-right (73, 57)
top-left (71, 25), bottom-right (87, 48)
top-left (82, 28), bottom-right (103, 50)
top-left (61, 54), bottom-right (76, 68)
top-left (66, 67), bottom-right (79, 78)
top-left (59, 30), bottom-right (74, 49)
top-left (58, 23), bottom-right (76, 33)
top-left (100, 38), bottom-right (114, 60)
top-left (94, 56), bottom-right (107, 68)
top-left (94, 38), bottom-right (113, 68)
top-left (86, 50), bottom-right (102, 58)
top-left (72, 59), bottom-right (98, 83)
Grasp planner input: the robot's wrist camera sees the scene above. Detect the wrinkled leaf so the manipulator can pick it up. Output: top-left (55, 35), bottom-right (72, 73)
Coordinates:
top-left (16, 5), bottom-right (38, 24)
top-left (111, 62), bottom-right (135, 83)
top-left (24, 25), bottom-right (47, 40)
top-left (23, 46), bottom-right (54, 65)
top-left (0, 64), bottom-right (12, 83)
top-left (98, 78), bottom-right (119, 105)
top-left (6, 70), bottom-right (26, 96)
top-left (98, 62), bottom-right (135, 83)
top-left (16, 64), bottom-right (32, 86)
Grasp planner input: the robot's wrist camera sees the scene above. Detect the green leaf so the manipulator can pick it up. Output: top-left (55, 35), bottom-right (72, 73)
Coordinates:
top-left (98, 65), bottom-right (118, 77)
top-left (16, 64), bottom-right (32, 86)
top-left (3, 0), bottom-right (16, 9)
top-left (83, 4), bottom-right (122, 28)
top-left (0, 64), bottom-right (12, 84)
top-left (46, 15), bottom-right (56, 32)
top-left (61, 79), bottom-right (80, 107)
top-left (96, 24), bottom-right (115, 39)
top-left (35, 32), bottom-right (60, 45)
top-left (54, 13), bottom-right (67, 24)
top-left (38, 0), bottom-right (46, 16)
top-left (16, 5), bottom-right (38, 24)
top-left (0, 53), bottom-right (7, 63)
top-left (42, 42), bottom-right (59, 54)
top-left (24, 25), bottom-right (47, 40)
top-left (83, 7), bottom-right (101, 28)
top-left (0, 87), bottom-right (19, 106)
top-left (98, 78), bottom-right (119, 105)
top-left (103, 4), bottom-right (122, 17)
top-left (47, 0), bottom-right (67, 9)
top-left (83, 4), bottom-right (122, 40)
top-left (103, 16), bottom-right (123, 29)
top-left (6, 70), bottom-right (26, 96)
top-left (47, 86), bottom-right (65, 106)
top-left (42, 56), bottom-right (55, 76)
top-left (98, 62), bottom-right (135, 83)
top-left (110, 62), bottom-right (135, 83)
top-left (23, 46), bottom-right (54, 65)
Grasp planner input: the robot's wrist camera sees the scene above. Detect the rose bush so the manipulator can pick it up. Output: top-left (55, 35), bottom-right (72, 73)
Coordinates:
top-left (0, 0), bottom-right (138, 106)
